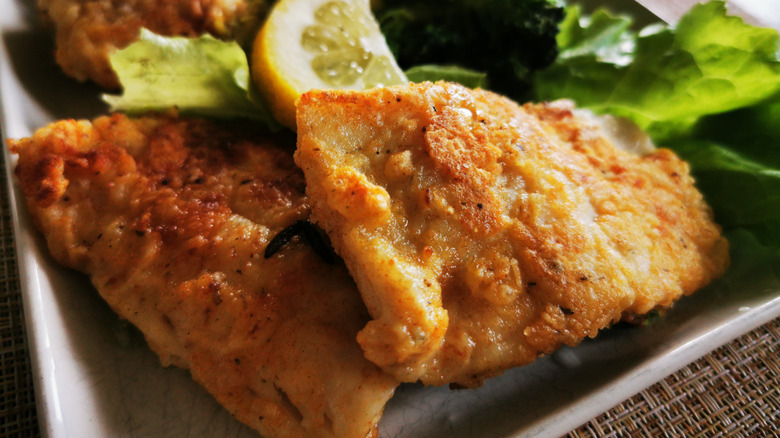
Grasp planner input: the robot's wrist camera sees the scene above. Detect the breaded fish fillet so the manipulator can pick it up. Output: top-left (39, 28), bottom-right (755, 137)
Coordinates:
top-left (38, 0), bottom-right (257, 88)
top-left (10, 113), bottom-right (397, 438)
top-left (295, 82), bottom-right (730, 386)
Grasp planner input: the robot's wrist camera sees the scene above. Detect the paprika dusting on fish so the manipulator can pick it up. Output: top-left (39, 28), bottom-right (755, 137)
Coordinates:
top-left (295, 82), bottom-right (729, 387)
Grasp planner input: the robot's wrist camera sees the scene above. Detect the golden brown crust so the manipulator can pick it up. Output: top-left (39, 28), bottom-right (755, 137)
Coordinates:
top-left (10, 113), bottom-right (397, 438)
top-left (295, 82), bottom-right (730, 386)
top-left (424, 103), bottom-right (504, 235)
top-left (38, 0), bottom-right (251, 88)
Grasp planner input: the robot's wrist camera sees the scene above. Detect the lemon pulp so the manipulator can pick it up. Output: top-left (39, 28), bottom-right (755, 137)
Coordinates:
top-left (252, 0), bottom-right (406, 129)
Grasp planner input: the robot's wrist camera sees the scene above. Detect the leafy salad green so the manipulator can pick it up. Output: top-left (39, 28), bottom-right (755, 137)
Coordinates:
top-left (536, 2), bottom-right (780, 140)
top-left (105, 29), bottom-right (276, 126)
top-left (104, 0), bottom-right (780, 262)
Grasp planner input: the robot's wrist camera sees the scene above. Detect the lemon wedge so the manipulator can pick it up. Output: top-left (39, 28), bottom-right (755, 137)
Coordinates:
top-left (251, 0), bottom-right (407, 129)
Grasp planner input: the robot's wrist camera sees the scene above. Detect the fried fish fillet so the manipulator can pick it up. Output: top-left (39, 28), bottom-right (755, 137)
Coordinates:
top-left (10, 113), bottom-right (397, 438)
top-left (295, 82), bottom-right (730, 386)
top-left (38, 0), bottom-right (260, 88)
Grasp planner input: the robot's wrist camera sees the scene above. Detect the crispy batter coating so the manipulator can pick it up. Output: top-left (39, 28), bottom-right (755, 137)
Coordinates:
top-left (295, 82), bottom-right (730, 386)
top-left (38, 0), bottom-right (256, 88)
top-left (10, 113), bottom-right (397, 438)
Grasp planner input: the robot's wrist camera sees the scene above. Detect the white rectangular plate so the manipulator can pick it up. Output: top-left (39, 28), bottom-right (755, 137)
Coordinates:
top-left (2, 1), bottom-right (779, 437)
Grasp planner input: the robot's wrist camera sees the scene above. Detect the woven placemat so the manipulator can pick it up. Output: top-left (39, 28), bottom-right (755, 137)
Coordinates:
top-left (0, 152), bottom-right (38, 437)
top-left (570, 319), bottom-right (780, 437)
top-left (0, 148), bottom-right (778, 437)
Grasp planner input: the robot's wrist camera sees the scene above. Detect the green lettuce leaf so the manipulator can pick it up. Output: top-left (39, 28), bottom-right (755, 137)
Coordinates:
top-left (535, 1), bottom-right (780, 140)
top-left (671, 140), bottom-right (780, 227)
top-left (555, 6), bottom-right (635, 66)
top-left (404, 65), bottom-right (488, 88)
top-left (665, 99), bottom-right (780, 246)
top-left (712, 229), bottom-right (780, 296)
top-left (104, 29), bottom-right (277, 127)
top-left (688, 99), bottom-right (780, 168)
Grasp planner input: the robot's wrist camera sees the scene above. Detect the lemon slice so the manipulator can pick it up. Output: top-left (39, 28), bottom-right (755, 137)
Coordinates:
top-left (252, 0), bottom-right (407, 129)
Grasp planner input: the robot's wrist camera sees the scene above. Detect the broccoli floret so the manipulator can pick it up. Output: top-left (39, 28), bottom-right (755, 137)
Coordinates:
top-left (376, 0), bottom-right (564, 100)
